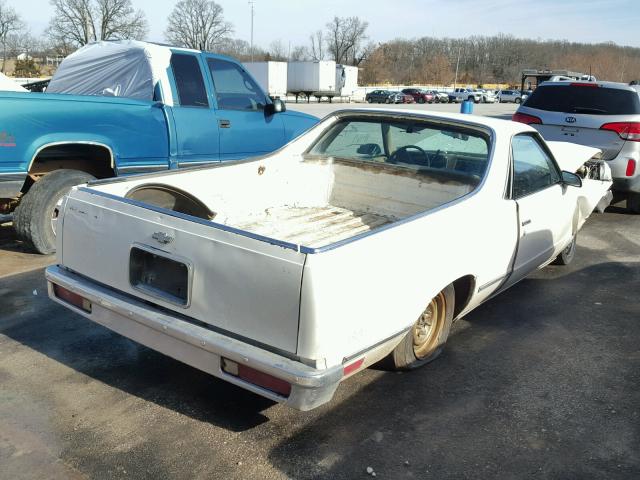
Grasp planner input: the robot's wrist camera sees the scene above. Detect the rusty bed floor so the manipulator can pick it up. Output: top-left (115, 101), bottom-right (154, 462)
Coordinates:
top-left (235, 205), bottom-right (394, 248)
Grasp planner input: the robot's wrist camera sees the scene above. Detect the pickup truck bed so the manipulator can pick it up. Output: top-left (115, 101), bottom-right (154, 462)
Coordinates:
top-left (97, 156), bottom-right (479, 251)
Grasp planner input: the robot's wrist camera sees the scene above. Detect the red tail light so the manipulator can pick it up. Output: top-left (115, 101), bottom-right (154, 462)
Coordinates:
top-left (626, 159), bottom-right (637, 177)
top-left (569, 82), bottom-right (599, 88)
top-left (512, 112), bottom-right (542, 125)
top-left (53, 284), bottom-right (92, 313)
top-left (221, 358), bottom-right (291, 397)
top-left (600, 122), bottom-right (640, 142)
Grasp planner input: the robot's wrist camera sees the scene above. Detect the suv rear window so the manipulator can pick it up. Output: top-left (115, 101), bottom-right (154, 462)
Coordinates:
top-left (524, 85), bottom-right (640, 115)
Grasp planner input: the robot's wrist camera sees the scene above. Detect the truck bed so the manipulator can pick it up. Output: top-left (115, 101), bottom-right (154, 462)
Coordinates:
top-left (92, 155), bottom-right (480, 251)
top-left (236, 205), bottom-right (393, 248)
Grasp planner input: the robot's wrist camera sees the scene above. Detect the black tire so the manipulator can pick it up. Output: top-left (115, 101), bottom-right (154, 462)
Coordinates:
top-left (367, 97), bottom-right (373, 103)
top-left (418, 97), bottom-right (425, 104)
top-left (14, 169), bottom-right (95, 254)
top-left (628, 193), bottom-right (640, 214)
top-left (434, 97), bottom-right (440, 103)
top-left (385, 98), bottom-right (390, 104)
top-left (515, 98), bottom-right (522, 104)
top-left (388, 284), bottom-right (455, 370)
top-left (552, 234), bottom-right (577, 266)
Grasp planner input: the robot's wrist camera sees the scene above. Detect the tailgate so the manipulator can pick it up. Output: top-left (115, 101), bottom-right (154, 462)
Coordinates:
top-left (59, 187), bottom-right (306, 354)
top-left (534, 116), bottom-right (626, 161)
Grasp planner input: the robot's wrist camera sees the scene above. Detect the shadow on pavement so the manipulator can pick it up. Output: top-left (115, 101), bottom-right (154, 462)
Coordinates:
top-left (0, 268), bottom-right (276, 433)
top-left (267, 259), bottom-right (640, 479)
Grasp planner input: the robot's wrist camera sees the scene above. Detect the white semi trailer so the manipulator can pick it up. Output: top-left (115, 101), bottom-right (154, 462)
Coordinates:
top-left (287, 61), bottom-right (337, 103)
top-left (243, 61), bottom-right (288, 99)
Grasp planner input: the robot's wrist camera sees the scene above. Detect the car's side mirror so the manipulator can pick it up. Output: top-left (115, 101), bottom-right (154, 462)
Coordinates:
top-left (562, 170), bottom-right (582, 188)
top-left (266, 98), bottom-right (286, 115)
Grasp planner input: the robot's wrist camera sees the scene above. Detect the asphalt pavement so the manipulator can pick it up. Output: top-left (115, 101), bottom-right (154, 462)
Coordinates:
top-left (0, 102), bottom-right (638, 479)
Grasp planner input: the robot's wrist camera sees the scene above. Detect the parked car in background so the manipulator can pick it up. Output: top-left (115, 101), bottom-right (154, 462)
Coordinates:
top-left (391, 91), bottom-right (416, 104)
top-left (449, 88), bottom-right (482, 103)
top-left (0, 41), bottom-right (318, 254)
top-left (366, 89), bottom-right (394, 103)
top-left (426, 90), bottom-right (449, 103)
top-left (514, 80), bottom-right (640, 212)
top-left (478, 89), bottom-right (497, 103)
top-left (47, 109), bottom-right (612, 410)
top-left (401, 88), bottom-right (433, 104)
top-left (498, 90), bottom-right (524, 103)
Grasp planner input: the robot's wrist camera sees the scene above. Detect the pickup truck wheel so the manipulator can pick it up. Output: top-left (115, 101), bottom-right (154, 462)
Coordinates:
top-left (14, 169), bottom-right (95, 254)
top-left (552, 234), bottom-right (577, 266)
top-left (389, 284), bottom-right (455, 370)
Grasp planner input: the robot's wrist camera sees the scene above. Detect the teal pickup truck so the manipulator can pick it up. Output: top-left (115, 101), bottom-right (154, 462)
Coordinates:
top-left (0, 40), bottom-right (317, 253)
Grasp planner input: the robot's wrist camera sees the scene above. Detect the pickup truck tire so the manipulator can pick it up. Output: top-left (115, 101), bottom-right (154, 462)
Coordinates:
top-left (14, 169), bottom-right (95, 254)
top-left (389, 284), bottom-right (455, 370)
top-left (552, 234), bottom-right (577, 266)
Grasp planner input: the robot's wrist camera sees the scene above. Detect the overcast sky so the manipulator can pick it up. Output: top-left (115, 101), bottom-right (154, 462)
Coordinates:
top-left (7, 0), bottom-right (640, 49)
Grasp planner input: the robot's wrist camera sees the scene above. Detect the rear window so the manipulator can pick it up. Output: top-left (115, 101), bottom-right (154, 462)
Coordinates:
top-left (524, 85), bottom-right (640, 115)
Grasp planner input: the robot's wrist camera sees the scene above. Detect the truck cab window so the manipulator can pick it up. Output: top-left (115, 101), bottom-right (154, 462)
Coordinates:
top-left (207, 58), bottom-right (267, 111)
top-left (170, 53), bottom-right (209, 107)
top-left (511, 134), bottom-right (561, 199)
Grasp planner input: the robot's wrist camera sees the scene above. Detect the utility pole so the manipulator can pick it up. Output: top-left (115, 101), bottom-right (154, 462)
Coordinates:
top-left (453, 46), bottom-right (461, 90)
top-left (249, 1), bottom-right (255, 62)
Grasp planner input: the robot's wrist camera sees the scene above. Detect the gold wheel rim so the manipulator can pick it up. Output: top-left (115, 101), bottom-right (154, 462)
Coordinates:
top-left (413, 292), bottom-right (447, 359)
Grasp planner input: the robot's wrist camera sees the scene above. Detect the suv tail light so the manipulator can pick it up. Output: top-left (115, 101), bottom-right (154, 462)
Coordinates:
top-left (512, 112), bottom-right (542, 125)
top-left (600, 122), bottom-right (640, 142)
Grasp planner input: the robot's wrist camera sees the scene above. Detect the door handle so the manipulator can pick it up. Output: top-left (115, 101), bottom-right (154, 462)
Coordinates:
top-left (521, 219), bottom-right (531, 226)
top-left (219, 119), bottom-right (231, 128)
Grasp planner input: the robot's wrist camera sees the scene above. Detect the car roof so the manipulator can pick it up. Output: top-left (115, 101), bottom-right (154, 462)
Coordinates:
top-left (538, 80), bottom-right (639, 92)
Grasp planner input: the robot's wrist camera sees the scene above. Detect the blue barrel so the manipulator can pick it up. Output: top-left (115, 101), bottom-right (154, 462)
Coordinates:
top-left (460, 100), bottom-right (474, 114)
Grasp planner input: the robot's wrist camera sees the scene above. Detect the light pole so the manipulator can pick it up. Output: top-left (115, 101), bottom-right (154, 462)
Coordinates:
top-left (249, 1), bottom-right (255, 62)
top-left (453, 46), bottom-right (461, 90)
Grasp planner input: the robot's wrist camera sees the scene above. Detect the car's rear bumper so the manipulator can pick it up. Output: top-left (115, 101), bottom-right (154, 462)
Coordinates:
top-left (612, 175), bottom-right (640, 194)
top-left (45, 265), bottom-right (344, 411)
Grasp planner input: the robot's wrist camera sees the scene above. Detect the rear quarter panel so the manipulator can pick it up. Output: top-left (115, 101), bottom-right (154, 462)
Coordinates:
top-left (0, 92), bottom-right (169, 174)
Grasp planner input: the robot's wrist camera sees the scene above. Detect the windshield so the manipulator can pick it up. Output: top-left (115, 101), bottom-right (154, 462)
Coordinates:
top-left (307, 118), bottom-right (491, 180)
top-left (524, 85), bottom-right (640, 115)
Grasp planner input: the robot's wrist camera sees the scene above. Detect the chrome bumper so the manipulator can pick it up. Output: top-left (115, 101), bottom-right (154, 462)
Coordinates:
top-left (45, 265), bottom-right (343, 411)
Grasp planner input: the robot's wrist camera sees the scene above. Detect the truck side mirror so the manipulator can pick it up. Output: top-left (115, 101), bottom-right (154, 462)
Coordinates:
top-left (266, 98), bottom-right (286, 115)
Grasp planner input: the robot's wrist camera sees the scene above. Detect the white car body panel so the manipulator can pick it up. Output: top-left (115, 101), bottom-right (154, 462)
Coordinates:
top-left (46, 109), bottom-right (612, 409)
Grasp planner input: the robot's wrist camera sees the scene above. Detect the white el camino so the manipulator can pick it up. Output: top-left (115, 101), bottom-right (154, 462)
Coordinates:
top-left (46, 110), bottom-right (612, 410)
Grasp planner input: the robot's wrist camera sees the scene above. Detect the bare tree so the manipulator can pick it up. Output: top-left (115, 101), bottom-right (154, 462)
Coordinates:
top-left (0, 0), bottom-right (23, 72)
top-left (165, 0), bottom-right (233, 51)
top-left (309, 30), bottom-right (324, 61)
top-left (269, 39), bottom-right (286, 61)
top-left (325, 16), bottom-right (369, 65)
top-left (46, 0), bottom-right (147, 48)
top-left (290, 45), bottom-right (308, 61)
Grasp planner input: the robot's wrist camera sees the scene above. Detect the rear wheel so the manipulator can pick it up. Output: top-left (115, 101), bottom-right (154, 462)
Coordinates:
top-left (367, 97), bottom-right (373, 103)
top-left (552, 234), bottom-right (577, 266)
top-left (418, 97), bottom-right (425, 104)
top-left (628, 193), bottom-right (640, 214)
top-left (14, 169), bottom-right (95, 254)
top-left (388, 284), bottom-right (455, 370)
top-left (515, 97), bottom-right (522, 104)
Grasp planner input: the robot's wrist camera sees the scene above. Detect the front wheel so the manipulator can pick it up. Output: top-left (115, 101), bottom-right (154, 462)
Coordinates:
top-left (388, 284), bottom-right (455, 370)
top-left (515, 98), bottom-right (522, 104)
top-left (367, 97), bottom-right (373, 103)
top-left (552, 234), bottom-right (577, 266)
top-left (14, 169), bottom-right (95, 254)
